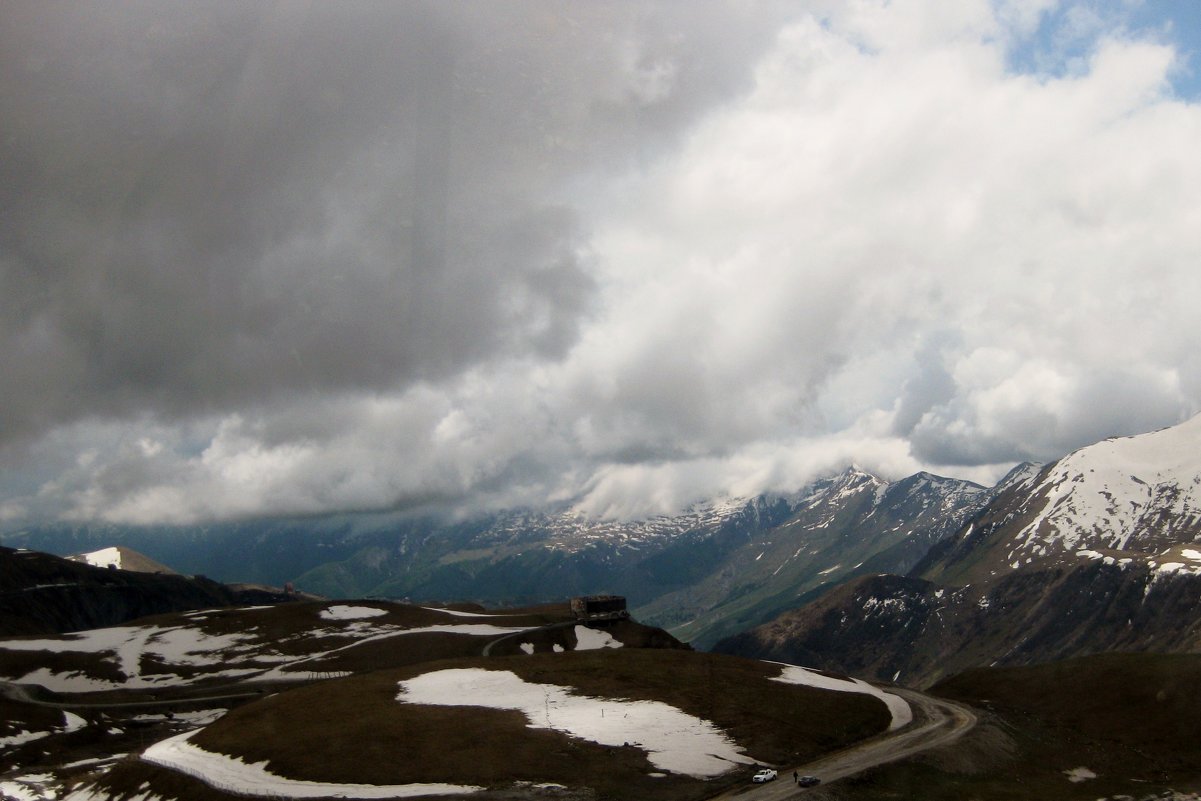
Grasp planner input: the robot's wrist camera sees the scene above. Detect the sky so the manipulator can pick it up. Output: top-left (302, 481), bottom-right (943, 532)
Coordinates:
top-left (2, 0), bottom-right (1200, 527)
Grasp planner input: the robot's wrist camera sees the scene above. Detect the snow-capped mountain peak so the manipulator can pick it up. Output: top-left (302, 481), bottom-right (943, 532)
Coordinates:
top-left (1013, 414), bottom-right (1201, 556)
top-left (922, 415), bottom-right (1201, 584)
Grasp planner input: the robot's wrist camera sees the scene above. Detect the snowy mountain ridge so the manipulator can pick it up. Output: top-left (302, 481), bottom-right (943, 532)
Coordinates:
top-left (1012, 415), bottom-right (1201, 557)
top-left (721, 415), bottom-right (1201, 686)
top-left (485, 466), bottom-right (980, 556)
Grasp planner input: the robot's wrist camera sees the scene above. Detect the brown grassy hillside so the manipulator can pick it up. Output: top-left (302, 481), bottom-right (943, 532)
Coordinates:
top-left (84, 649), bottom-right (890, 801)
top-left (823, 652), bottom-right (1201, 801)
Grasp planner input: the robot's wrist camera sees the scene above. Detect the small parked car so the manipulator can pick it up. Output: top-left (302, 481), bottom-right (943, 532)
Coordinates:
top-left (752, 769), bottom-right (777, 783)
top-left (798, 775), bottom-right (821, 787)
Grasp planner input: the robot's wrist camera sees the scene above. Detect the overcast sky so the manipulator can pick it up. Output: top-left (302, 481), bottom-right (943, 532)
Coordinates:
top-left (3, 0), bottom-right (1201, 526)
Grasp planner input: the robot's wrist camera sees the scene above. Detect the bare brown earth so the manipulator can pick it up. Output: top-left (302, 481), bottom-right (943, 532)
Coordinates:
top-left (74, 649), bottom-right (892, 801)
top-left (799, 653), bottom-right (1201, 801)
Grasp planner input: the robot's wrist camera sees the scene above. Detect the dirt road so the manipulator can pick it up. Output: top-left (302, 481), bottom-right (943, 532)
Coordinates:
top-left (709, 688), bottom-right (977, 799)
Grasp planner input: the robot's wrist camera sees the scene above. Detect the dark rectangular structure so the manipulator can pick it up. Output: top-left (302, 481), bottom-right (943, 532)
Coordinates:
top-left (570, 595), bottom-right (628, 619)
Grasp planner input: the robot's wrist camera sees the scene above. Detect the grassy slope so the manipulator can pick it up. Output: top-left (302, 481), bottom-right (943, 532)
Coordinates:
top-left (93, 649), bottom-right (889, 801)
top-left (825, 652), bottom-right (1201, 801)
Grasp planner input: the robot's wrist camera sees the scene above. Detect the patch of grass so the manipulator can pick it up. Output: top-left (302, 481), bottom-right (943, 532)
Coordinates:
top-left (820, 652), bottom-right (1201, 800)
top-left (171, 650), bottom-right (887, 801)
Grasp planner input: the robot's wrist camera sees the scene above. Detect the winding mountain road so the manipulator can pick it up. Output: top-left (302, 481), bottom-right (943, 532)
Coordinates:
top-left (0, 678), bottom-right (265, 709)
top-left (709, 688), bottom-right (977, 799)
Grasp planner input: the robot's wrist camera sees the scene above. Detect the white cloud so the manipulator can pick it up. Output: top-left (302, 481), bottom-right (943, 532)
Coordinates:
top-left (6, 2), bottom-right (1201, 525)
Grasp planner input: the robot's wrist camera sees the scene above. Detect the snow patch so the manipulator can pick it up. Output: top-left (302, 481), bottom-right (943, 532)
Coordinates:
top-left (319, 605), bottom-right (388, 621)
top-left (0, 617), bottom-right (535, 691)
top-left (78, 547), bottom-right (122, 569)
top-left (573, 626), bottom-right (622, 651)
top-left (770, 664), bottom-right (912, 731)
top-left (61, 711), bottom-right (87, 734)
top-left (396, 669), bottom-right (753, 777)
top-left (142, 729), bottom-right (481, 798)
top-left (1, 775), bottom-right (58, 801)
top-left (1064, 766), bottom-right (1096, 782)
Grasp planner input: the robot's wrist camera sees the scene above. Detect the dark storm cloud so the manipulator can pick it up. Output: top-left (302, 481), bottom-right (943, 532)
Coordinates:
top-left (6, 2), bottom-right (1201, 526)
top-left (0, 1), bottom-right (793, 448)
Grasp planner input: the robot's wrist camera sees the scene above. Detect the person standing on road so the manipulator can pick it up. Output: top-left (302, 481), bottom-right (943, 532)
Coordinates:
top-left (793, 770), bottom-right (798, 784)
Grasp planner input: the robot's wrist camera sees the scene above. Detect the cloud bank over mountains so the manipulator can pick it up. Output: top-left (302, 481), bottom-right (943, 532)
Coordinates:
top-left (3, 1), bottom-right (1200, 525)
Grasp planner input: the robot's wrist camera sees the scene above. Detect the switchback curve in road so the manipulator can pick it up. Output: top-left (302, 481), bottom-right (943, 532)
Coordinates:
top-left (708, 687), bottom-right (977, 800)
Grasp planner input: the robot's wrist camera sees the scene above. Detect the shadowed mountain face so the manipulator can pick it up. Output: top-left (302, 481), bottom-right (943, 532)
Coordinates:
top-left (0, 547), bottom-right (301, 637)
top-left (715, 416), bottom-right (1201, 687)
top-left (713, 562), bottom-right (1201, 688)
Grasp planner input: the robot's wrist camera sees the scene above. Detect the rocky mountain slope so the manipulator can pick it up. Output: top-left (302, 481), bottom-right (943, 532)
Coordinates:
top-left (3, 467), bottom-right (992, 649)
top-left (637, 468), bottom-right (992, 648)
top-left (918, 414), bottom-right (1201, 585)
top-left (716, 415), bottom-right (1201, 686)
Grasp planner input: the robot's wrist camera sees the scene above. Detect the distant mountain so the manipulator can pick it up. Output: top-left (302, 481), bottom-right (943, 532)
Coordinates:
top-left (636, 467), bottom-right (990, 648)
top-left (3, 467), bottom-right (991, 647)
top-left (917, 414), bottom-right (1201, 585)
top-left (67, 545), bottom-right (177, 574)
top-left (716, 416), bottom-right (1201, 686)
top-left (0, 546), bottom-right (308, 636)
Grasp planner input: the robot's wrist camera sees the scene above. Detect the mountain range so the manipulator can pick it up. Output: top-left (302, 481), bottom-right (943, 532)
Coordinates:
top-left (6, 415), bottom-right (1201, 671)
top-left (5, 415), bottom-right (1201, 800)
top-left (3, 466), bottom-right (1000, 650)
top-left (716, 415), bottom-right (1201, 686)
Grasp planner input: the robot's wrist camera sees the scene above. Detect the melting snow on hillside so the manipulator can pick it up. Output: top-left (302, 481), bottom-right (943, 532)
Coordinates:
top-left (0, 711), bottom-right (87, 751)
top-left (133, 729), bottom-right (480, 799)
top-left (0, 608), bottom-right (535, 691)
top-left (77, 547), bottom-right (122, 569)
top-left (572, 625), bottom-right (622, 650)
top-left (396, 668), bottom-right (755, 777)
top-left (1010, 415), bottom-right (1201, 560)
top-left (319, 605), bottom-right (388, 620)
top-left (770, 664), bottom-right (912, 730)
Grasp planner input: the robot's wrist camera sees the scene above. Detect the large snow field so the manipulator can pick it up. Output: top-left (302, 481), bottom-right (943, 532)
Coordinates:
top-left (770, 663), bottom-right (912, 731)
top-left (1013, 415), bottom-right (1201, 556)
top-left (396, 668), bottom-right (756, 778)
top-left (137, 730), bottom-right (481, 799)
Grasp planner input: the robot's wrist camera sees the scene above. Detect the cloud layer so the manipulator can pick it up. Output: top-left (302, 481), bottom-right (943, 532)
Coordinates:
top-left (3, 1), bottom-right (1200, 525)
